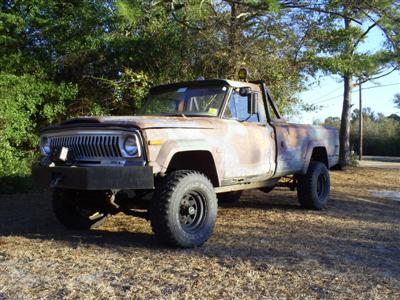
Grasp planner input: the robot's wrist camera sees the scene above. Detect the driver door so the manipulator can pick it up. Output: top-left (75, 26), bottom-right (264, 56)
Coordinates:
top-left (221, 88), bottom-right (276, 181)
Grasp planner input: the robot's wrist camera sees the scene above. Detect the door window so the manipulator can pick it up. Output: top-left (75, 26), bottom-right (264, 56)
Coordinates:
top-left (224, 90), bottom-right (267, 123)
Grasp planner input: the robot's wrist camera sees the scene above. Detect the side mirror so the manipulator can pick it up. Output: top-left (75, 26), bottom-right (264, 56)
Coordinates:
top-left (239, 87), bottom-right (251, 96)
top-left (248, 92), bottom-right (258, 115)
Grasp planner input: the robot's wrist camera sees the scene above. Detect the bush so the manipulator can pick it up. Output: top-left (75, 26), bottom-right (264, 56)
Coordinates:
top-left (323, 112), bottom-right (400, 157)
top-left (0, 73), bottom-right (77, 193)
top-left (350, 117), bottom-right (400, 157)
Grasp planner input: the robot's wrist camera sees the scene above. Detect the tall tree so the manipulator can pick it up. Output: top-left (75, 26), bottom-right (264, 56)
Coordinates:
top-left (162, 0), bottom-right (321, 114)
top-left (302, 0), bottom-right (400, 166)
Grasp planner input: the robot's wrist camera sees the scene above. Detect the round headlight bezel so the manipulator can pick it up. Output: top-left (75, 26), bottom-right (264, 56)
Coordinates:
top-left (123, 135), bottom-right (139, 157)
top-left (40, 136), bottom-right (51, 155)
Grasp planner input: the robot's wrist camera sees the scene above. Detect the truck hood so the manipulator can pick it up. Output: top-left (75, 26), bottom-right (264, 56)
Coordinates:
top-left (59, 116), bottom-right (216, 130)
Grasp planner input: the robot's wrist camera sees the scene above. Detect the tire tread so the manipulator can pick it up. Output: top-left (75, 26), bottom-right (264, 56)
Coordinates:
top-left (150, 170), bottom-right (216, 247)
top-left (297, 161), bottom-right (330, 210)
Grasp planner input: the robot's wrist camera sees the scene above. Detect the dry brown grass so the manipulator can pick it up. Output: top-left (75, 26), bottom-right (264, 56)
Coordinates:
top-left (0, 167), bottom-right (399, 299)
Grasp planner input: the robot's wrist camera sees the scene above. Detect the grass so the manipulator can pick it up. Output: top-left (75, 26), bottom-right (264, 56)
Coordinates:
top-left (0, 167), bottom-right (399, 299)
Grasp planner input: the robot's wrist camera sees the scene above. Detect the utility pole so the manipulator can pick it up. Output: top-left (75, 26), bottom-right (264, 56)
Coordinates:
top-left (358, 82), bottom-right (363, 160)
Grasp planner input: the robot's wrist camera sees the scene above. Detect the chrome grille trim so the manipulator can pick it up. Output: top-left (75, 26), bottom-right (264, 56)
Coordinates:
top-left (44, 130), bottom-right (140, 161)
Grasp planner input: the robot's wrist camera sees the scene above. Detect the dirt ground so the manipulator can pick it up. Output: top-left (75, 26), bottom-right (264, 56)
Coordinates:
top-left (0, 167), bottom-right (399, 299)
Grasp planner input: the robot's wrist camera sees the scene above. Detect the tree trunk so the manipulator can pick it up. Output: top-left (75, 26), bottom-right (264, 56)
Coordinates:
top-left (228, 3), bottom-right (241, 77)
top-left (358, 83), bottom-right (363, 160)
top-left (339, 75), bottom-right (352, 166)
top-left (339, 11), bottom-right (353, 167)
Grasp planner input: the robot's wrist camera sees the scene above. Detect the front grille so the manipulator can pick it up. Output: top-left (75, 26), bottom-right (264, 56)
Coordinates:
top-left (49, 135), bottom-right (122, 161)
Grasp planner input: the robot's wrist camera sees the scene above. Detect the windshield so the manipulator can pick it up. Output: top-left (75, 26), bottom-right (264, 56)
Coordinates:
top-left (138, 86), bottom-right (228, 116)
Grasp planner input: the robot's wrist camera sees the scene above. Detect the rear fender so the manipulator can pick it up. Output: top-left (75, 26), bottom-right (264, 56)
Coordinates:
top-left (301, 141), bottom-right (326, 174)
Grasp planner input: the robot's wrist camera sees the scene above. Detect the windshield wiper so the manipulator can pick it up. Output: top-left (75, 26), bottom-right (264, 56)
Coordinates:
top-left (160, 113), bottom-right (187, 117)
top-left (239, 115), bottom-right (252, 122)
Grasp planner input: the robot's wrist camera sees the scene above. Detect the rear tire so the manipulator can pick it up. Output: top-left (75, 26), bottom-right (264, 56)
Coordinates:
top-left (150, 170), bottom-right (218, 248)
top-left (217, 191), bottom-right (242, 203)
top-left (297, 161), bottom-right (330, 210)
top-left (52, 189), bottom-right (108, 230)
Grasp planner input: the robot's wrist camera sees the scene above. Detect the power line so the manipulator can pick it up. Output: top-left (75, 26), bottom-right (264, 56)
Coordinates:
top-left (311, 82), bottom-right (400, 105)
top-left (314, 82), bottom-right (400, 104)
top-left (362, 82), bottom-right (400, 90)
top-left (310, 82), bottom-right (400, 104)
top-left (308, 86), bottom-right (343, 103)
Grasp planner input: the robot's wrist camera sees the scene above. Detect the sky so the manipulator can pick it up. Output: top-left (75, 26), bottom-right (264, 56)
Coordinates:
top-left (293, 24), bottom-right (400, 124)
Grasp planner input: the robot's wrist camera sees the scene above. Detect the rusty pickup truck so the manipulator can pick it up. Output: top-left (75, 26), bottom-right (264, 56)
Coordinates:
top-left (32, 79), bottom-right (339, 248)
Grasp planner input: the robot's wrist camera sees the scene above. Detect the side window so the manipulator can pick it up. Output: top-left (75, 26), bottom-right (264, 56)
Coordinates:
top-left (257, 93), bottom-right (267, 123)
top-left (224, 90), bottom-right (267, 123)
top-left (224, 91), bottom-right (259, 122)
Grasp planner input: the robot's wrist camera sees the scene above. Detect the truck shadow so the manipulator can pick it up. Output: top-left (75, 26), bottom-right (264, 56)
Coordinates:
top-left (222, 189), bottom-right (400, 225)
top-left (0, 189), bottom-right (307, 251)
top-left (0, 189), bottom-right (399, 280)
top-left (0, 190), bottom-right (303, 247)
top-left (211, 191), bottom-right (400, 279)
top-left (0, 189), bottom-right (398, 246)
top-left (0, 191), bottom-right (159, 249)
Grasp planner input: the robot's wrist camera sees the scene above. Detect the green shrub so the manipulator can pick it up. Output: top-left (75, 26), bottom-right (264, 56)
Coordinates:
top-left (0, 73), bottom-right (77, 193)
top-left (350, 117), bottom-right (400, 157)
top-left (323, 111), bottom-right (400, 157)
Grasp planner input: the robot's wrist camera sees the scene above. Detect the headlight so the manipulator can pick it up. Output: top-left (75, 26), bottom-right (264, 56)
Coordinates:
top-left (40, 136), bottom-right (51, 155)
top-left (123, 136), bottom-right (139, 157)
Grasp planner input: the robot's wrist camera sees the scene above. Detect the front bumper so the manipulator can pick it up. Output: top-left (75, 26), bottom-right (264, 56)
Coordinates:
top-left (32, 165), bottom-right (154, 190)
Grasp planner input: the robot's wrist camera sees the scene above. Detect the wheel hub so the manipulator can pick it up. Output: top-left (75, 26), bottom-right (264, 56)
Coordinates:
top-left (188, 206), bottom-right (195, 215)
top-left (179, 191), bottom-right (207, 232)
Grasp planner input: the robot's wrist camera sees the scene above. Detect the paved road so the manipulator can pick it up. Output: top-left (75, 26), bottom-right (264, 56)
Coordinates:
top-left (358, 158), bottom-right (400, 169)
top-left (362, 156), bottom-right (400, 162)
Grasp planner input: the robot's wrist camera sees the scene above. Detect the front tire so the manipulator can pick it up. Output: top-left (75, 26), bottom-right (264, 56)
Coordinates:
top-left (150, 170), bottom-right (218, 248)
top-left (52, 189), bottom-right (108, 230)
top-left (297, 161), bottom-right (330, 210)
